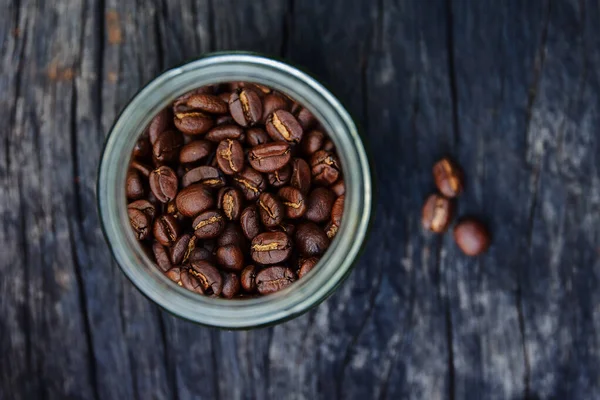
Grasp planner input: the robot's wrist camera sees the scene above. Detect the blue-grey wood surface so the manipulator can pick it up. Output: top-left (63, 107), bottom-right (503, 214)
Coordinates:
top-left (1, 0), bottom-right (600, 399)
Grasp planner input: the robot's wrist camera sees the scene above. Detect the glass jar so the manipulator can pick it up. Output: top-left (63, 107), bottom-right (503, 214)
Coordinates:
top-left (98, 52), bottom-right (373, 329)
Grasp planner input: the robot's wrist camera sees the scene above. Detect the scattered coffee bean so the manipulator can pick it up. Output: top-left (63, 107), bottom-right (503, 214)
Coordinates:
top-left (255, 266), bottom-right (297, 295)
top-left (453, 218), bottom-right (490, 256)
top-left (433, 157), bottom-right (464, 198)
top-left (421, 193), bottom-right (453, 233)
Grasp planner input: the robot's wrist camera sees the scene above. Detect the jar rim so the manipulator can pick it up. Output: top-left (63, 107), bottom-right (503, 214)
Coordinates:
top-left (98, 52), bottom-right (372, 328)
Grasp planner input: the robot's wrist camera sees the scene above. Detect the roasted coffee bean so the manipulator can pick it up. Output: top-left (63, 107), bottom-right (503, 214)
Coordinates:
top-left (216, 245), bottom-right (245, 271)
top-left (297, 257), bottom-right (319, 279)
top-left (255, 266), bottom-right (296, 295)
top-left (277, 186), bottom-right (307, 219)
top-left (149, 166), bottom-right (178, 203)
top-left (325, 221), bottom-right (338, 239)
top-left (153, 130), bottom-right (183, 164)
top-left (218, 187), bottom-right (244, 221)
top-left (128, 199), bottom-right (156, 221)
top-left (216, 139), bottom-right (245, 175)
top-left (233, 167), bottom-right (266, 201)
top-left (217, 223), bottom-right (246, 247)
top-left (261, 93), bottom-right (289, 122)
top-left (267, 164), bottom-right (292, 188)
top-left (205, 124), bottom-right (244, 142)
top-left (270, 221), bottom-right (296, 237)
top-left (433, 157), bottom-right (464, 198)
top-left (229, 89), bottom-right (262, 127)
top-left (257, 193), bottom-right (284, 228)
top-left (240, 265), bottom-right (258, 292)
top-left (179, 140), bottom-right (213, 164)
top-left (193, 210), bottom-right (226, 239)
top-left (248, 142), bottom-right (291, 173)
top-left (295, 222), bottom-right (329, 257)
top-left (421, 193), bottom-right (453, 233)
top-left (175, 184), bottom-right (214, 217)
top-left (148, 108), bottom-right (172, 144)
top-left (251, 232), bottom-right (292, 264)
top-left (190, 261), bottom-right (223, 295)
top-left (133, 136), bottom-right (151, 159)
top-left (322, 140), bottom-right (335, 152)
top-left (290, 158), bottom-right (312, 194)
top-left (300, 129), bottom-right (325, 156)
top-left (173, 103), bottom-right (214, 135)
top-left (186, 93), bottom-right (229, 114)
top-left (304, 187), bottom-right (335, 223)
top-left (180, 270), bottom-right (204, 294)
top-left (331, 195), bottom-right (344, 227)
top-left (222, 273), bottom-right (241, 298)
top-left (310, 150), bottom-right (340, 186)
top-left (293, 107), bottom-right (317, 130)
top-left (266, 110), bottom-right (303, 143)
top-left (453, 218), bottom-right (490, 256)
top-left (126, 169), bottom-right (145, 200)
top-left (165, 267), bottom-right (183, 285)
top-left (128, 208), bottom-right (151, 240)
top-left (218, 92), bottom-right (232, 104)
top-left (182, 166), bottom-right (226, 188)
top-left (330, 179), bottom-right (345, 196)
top-left (240, 205), bottom-right (262, 240)
top-left (245, 128), bottom-right (270, 146)
top-left (153, 215), bottom-right (180, 246)
top-left (188, 247), bottom-right (214, 263)
top-left (152, 242), bottom-right (172, 272)
top-left (215, 115), bottom-right (235, 125)
top-left (130, 160), bottom-right (152, 177)
top-left (169, 233), bottom-right (194, 265)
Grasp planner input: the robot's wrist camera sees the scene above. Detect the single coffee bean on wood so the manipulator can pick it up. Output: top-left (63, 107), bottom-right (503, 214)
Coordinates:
top-left (433, 157), bottom-right (464, 198)
top-left (421, 193), bottom-right (453, 233)
top-left (453, 218), bottom-right (490, 256)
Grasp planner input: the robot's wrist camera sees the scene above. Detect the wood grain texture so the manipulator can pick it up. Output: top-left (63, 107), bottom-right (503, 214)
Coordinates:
top-left (1, 0), bottom-right (599, 399)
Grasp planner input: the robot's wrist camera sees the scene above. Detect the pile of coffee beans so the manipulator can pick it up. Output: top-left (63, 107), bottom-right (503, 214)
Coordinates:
top-left (126, 82), bottom-right (345, 298)
top-left (422, 157), bottom-right (490, 256)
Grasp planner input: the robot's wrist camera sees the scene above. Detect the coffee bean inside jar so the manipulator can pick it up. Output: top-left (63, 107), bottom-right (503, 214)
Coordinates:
top-left (126, 82), bottom-right (345, 298)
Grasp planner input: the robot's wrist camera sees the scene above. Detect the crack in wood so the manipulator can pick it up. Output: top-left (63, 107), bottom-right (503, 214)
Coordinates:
top-left (445, 0), bottom-right (460, 147)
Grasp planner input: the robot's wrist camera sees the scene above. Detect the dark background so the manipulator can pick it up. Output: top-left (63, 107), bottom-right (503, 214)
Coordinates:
top-left (1, 0), bottom-right (600, 399)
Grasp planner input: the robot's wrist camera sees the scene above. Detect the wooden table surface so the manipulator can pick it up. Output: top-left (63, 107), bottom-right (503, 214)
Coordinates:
top-left (2, 1), bottom-right (600, 399)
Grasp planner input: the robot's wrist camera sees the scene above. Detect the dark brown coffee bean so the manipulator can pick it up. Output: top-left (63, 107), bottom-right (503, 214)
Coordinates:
top-left (222, 273), bottom-right (241, 298)
top-left (322, 140), bottom-right (335, 152)
top-left (257, 193), bottom-right (284, 228)
top-left (217, 223), bottom-right (246, 247)
top-left (169, 233), bottom-right (194, 265)
top-left (325, 221), bottom-right (338, 239)
top-left (255, 266), bottom-right (297, 295)
top-left (266, 110), bottom-right (303, 143)
top-left (330, 179), bottom-right (345, 196)
top-left (421, 193), bottom-right (453, 233)
top-left (293, 107), bottom-right (317, 130)
top-left (149, 166), bottom-right (178, 203)
top-left (215, 115), bottom-right (235, 125)
top-left (216, 245), bottom-right (244, 272)
top-left (251, 232), bottom-right (292, 264)
top-left (153, 130), bottom-right (183, 164)
top-left (188, 247), bottom-right (214, 263)
top-left (270, 221), bottom-right (296, 237)
top-left (179, 140), bottom-right (213, 164)
top-left (153, 215), bottom-right (180, 246)
top-left (165, 266), bottom-right (183, 285)
top-left (180, 270), bottom-right (204, 294)
top-left (331, 195), bottom-right (344, 227)
top-left (277, 187), bottom-right (306, 219)
top-left (304, 187), bottom-right (335, 223)
top-left (267, 164), bottom-right (292, 188)
top-left (128, 199), bottom-right (156, 222)
top-left (217, 187), bottom-right (244, 221)
top-left (218, 92), bottom-right (232, 104)
top-left (152, 242), bottom-right (172, 272)
top-left (148, 108), bottom-right (172, 144)
top-left (290, 158), bottom-right (311, 194)
top-left (295, 222), bottom-right (329, 257)
top-left (190, 261), bottom-right (223, 296)
top-left (186, 93), bottom-right (229, 114)
top-left (229, 89), bottom-right (262, 127)
top-left (133, 136), bottom-right (151, 159)
top-left (130, 160), bottom-right (152, 177)
top-left (240, 205), bottom-right (262, 240)
top-left (433, 157), bottom-right (464, 198)
top-left (453, 219), bottom-right (490, 256)
top-left (205, 124), bottom-right (244, 142)
top-left (233, 167), bottom-right (266, 201)
top-left (182, 166), bottom-right (226, 188)
top-left (173, 103), bottom-right (214, 135)
top-left (175, 184), bottom-right (214, 218)
top-left (248, 142), bottom-right (291, 173)
top-left (216, 139), bottom-right (245, 175)
top-left (128, 208), bottom-right (151, 240)
top-left (261, 93), bottom-right (289, 123)
top-left (300, 129), bottom-right (325, 156)
top-left (310, 150), bottom-right (340, 186)
top-left (297, 257), bottom-right (319, 279)
top-left (126, 169), bottom-right (145, 200)
top-left (245, 128), bottom-right (270, 147)
top-left (193, 210), bottom-right (226, 239)
top-left (240, 265), bottom-right (258, 293)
